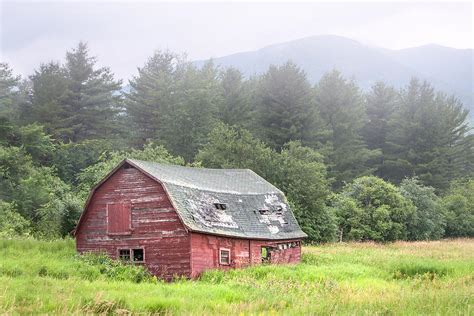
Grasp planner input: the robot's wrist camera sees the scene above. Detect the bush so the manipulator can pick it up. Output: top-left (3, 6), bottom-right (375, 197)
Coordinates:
top-left (78, 252), bottom-right (154, 283)
top-left (400, 177), bottom-right (446, 240)
top-left (331, 176), bottom-right (415, 242)
top-left (442, 179), bottom-right (474, 237)
top-left (0, 201), bottom-right (30, 237)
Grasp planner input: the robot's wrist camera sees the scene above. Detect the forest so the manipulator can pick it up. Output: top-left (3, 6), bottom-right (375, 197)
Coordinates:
top-left (1, 42), bottom-right (473, 242)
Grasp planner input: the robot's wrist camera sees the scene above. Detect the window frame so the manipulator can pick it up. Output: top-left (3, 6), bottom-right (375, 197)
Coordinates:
top-left (117, 247), bottom-right (145, 263)
top-left (219, 248), bottom-right (231, 265)
top-left (118, 249), bottom-right (131, 261)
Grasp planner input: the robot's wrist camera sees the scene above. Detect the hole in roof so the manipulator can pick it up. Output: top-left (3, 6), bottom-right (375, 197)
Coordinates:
top-left (214, 203), bottom-right (227, 210)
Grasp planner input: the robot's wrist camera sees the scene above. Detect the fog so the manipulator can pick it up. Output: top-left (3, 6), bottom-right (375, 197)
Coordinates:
top-left (1, 1), bottom-right (472, 80)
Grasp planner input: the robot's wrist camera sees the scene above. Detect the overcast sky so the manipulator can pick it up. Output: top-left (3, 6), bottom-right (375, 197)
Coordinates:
top-left (1, 1), bottom-right (472, 80)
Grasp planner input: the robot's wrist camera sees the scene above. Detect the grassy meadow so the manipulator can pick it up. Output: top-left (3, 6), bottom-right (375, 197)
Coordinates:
top-left (0, 238), bottom-right (473, 315)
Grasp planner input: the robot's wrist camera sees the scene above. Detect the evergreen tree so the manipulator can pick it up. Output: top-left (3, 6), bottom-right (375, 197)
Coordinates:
top-left (127, 54), bottom-right (220, 160)
top-left (254, 62), bottom-right (323, 150)
top-left (315, 70), bottom-right (380, 188)
top-left (62, 42), bottom-right (123, 142)
top-left (23, 42), bottom-right (123, 142)
top-left (126, 51), bottom-right (185, 146)
top-left (22, 62), bottom-right (69, 137)
top-left (384, 79), bottom-right (473, 191)
top-left (362, 82), bottom-right (398, 176)
top-left (158, 61), bottom-right (221, 161)
top-left (218, 67), bottom-right (252, 127)
top-left (0, 63), bottom-right (21, 119)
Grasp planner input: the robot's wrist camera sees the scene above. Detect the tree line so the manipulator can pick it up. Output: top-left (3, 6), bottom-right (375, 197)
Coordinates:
top-left (0, 42), bottom-right (473, 241)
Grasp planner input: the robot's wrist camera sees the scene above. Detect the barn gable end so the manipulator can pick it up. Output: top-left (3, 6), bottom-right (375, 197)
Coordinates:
top-left (75, 163), bottom-right (191, 279)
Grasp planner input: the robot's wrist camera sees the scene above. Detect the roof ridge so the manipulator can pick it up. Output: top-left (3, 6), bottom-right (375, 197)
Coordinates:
top-left (126, 158), bottom-right (252, 172)
top-left (127, 158), bottom-right (282, 195)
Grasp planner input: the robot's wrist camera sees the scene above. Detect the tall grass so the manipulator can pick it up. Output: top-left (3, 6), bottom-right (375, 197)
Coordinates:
top-left (0, 238), bottom-right (473, 314)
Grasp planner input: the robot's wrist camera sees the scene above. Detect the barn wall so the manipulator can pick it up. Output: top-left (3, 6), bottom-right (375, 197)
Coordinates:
top-left (75, 166), bottom-right (191, 280)
top-left (249, 239), bottom-right (302, 265)
top-left (190, 233), bottom-right (251, 277)
top-left (190, 232), bottom-right (301, 277)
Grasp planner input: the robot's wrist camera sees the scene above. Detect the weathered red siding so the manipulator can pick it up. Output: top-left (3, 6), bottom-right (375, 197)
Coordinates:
top-left (190, 232), bottom-right (301, 277)
top-left (75, 165), bottom-right (191, 280)
top-left (249, 239), bottom-right (301, 265)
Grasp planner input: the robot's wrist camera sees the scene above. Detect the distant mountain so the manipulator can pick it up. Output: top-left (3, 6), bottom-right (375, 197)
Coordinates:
top-left (195, 35), bottom-right (473, 121)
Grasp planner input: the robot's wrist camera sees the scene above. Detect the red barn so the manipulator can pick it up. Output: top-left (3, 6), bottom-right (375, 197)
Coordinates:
top-left (75, 159), bottom-right (307, 280)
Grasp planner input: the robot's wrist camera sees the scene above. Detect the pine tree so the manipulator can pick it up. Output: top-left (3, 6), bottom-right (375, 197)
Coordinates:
top-left (0, 63), bottom-right (21, 119)
top-left (362, 82), bottom-right (399, 177)
top-left (384, 79), bottom-right (473, 191)
top-left (158, 61), bottom-right (221, 161)
top-left (23, 62), bottom-right (69, 137)
top-left (254, 62), bottom-right (323, 150)
top-left (218, 67), bottom-right (252, 128)
top-left (22, 42), bottom-right (123, 143)
top-left (62, 42), bottom-right (123, 142)
top-left (126, 51), bottom-right (185, 146)
top-left (315, 70), bottom-right (380, 188)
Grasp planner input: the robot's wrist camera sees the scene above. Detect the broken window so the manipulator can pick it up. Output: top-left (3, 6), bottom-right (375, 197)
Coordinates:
top-left (276, 242), bottom-right (299, 250)
top-left (118, 248), bottom-right (144, 263)
top-left (261, 246), bottom-right (271, 263)
top-left (219, 248), bottom-right (230, 265)
top-left (132, 249), bottom-right (144, 262)
top-left (214, 203), bottom-right (227, 210)
top-left (119, 249), bottom-right (130, 261)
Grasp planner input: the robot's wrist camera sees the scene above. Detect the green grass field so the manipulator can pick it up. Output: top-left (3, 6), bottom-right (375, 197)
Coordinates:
top-left (0, 239), bottom-right (473, 315)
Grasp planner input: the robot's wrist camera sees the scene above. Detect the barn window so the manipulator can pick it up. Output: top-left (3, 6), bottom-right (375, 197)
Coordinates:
top-left (107, 202), bottom-right (131, 235)
top-left (118, 248), bottom-right (144, 263)
top-left (261, 246), bottom-right (271, 262)
top-left (214, 203), bottom-right (227, 210)
top-left (132, 249), bottom-right (144, 262)
top-left (219, 248), bottom-right (230, 265)
top-left (119, 249), bottom-right (130, 261)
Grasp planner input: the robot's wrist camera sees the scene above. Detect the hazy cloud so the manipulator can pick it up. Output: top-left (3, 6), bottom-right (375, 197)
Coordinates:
top-left (1, 1), bottom-right (472, 80)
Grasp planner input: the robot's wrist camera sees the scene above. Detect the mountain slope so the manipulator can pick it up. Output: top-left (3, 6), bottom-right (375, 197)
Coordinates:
top-left (196, 35), bottom-right (473, 117)
top-left (385, 44), bottom-right (473, 107)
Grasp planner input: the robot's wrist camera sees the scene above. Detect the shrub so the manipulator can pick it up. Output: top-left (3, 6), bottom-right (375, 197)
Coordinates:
top-left (0, 201), bottom-right (30, 237)
top-left (400, 177), bottom-right (446, 240)
top-left (442, 179), bottom-right (474, 237)
top-left (331, 176), bottom-right (415, 242)
top-left (77, 252), bottom-right (154, 283)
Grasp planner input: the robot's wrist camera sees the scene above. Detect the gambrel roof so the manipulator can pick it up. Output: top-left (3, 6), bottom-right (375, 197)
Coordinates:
top-left (77, 159), bottom-right (307, 240)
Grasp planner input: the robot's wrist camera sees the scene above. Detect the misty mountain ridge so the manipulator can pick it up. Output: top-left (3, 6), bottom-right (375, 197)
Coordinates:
top-left (195, 35), bottom-right (473, 120)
